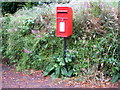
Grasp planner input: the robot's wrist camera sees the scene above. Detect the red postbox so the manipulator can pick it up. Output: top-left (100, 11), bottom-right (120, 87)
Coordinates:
top-left (56, 7), bottom-right (73, 37)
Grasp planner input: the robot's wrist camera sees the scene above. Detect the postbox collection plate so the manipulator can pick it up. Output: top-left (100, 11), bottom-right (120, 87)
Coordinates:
top-left (60, 22), bottom-right (65, 32)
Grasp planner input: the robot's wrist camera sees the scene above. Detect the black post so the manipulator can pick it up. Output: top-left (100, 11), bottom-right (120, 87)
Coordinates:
top-left (63, 37), bottom-right (67, 71)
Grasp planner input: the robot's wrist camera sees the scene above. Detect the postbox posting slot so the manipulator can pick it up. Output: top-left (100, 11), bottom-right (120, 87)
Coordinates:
top-left (57, 10), bottom-right (68, 13)
top-left (57, 12), bottom-right (67, 13)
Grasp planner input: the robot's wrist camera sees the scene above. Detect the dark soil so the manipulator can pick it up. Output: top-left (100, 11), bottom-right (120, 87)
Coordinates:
top-left (2, 64), bottom-right (120, 88)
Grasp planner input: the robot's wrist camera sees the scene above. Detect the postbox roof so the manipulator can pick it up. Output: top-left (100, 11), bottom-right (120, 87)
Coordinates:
top-left (57, 7), bottom-right (72, 11)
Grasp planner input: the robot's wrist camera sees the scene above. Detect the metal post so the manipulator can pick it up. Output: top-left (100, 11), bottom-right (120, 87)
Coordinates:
top-left (63, 37), bottom-right (68, 71)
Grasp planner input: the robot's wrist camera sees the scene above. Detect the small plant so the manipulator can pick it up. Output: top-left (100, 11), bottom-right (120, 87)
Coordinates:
top-left (44, 51), bottom-right (76, 78)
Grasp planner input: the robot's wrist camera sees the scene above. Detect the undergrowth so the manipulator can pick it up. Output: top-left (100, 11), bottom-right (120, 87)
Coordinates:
top-left (1, 2), bottom-right (119, 82)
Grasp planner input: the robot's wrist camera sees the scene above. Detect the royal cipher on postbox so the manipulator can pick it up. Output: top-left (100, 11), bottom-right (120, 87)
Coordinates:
top-left (56, 7), bottom-right (73, 37)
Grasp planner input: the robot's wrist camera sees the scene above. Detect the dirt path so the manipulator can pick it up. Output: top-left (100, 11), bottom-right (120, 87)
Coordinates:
top-left (2, 64), bottom-right (71, 88)
top-left (2, 64), bottom-right (120, 88)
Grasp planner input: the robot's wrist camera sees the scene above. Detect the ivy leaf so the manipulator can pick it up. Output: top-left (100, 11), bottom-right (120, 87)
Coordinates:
top-left (111, 74), bottom-right (120, 83)
top-left (43, 71), bottom-right (49, 76)
top-left (61, 67), bottom-right (68, 76)
top-left (61, 67), bottom-right (73, 77)
top-left (44, 64), bottom-right (54, 76)
top-left (114, 67), bottom-right (119, 71)
top-left (51, 73), bottom-right (58, 79)
top-left (67, 69), bottom-right (73, 77)
top-left (55, 66), bottom-right (60, 77)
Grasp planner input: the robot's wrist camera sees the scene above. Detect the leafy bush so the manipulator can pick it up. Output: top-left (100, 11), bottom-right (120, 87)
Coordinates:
top-left (1, 2), bottom-right (119, 81)
top-left (1, 2), bottom-right (40, 15)
top-left (1, 2), bottom-right (24, 15)
top-left (44, 51), bottom-right (76, 78)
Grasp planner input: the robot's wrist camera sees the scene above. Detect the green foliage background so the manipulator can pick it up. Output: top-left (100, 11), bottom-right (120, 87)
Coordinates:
top-left (0, 2), bottom-right (119, 82)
